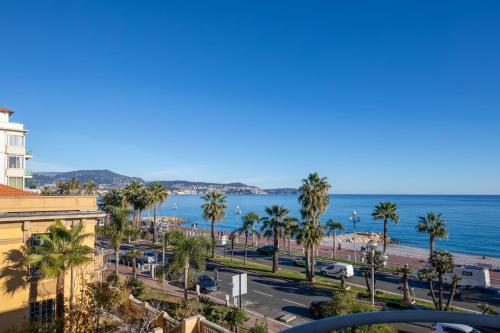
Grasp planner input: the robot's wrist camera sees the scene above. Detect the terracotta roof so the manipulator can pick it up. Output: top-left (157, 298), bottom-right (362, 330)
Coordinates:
top-left (0, 107), bottom-right (14, 114)
top-left (0, 184), bottom-right (36, 196)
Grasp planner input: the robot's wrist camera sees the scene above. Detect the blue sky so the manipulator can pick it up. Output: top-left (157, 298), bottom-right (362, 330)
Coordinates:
top-left (1, 1), bottom-right (499, 194)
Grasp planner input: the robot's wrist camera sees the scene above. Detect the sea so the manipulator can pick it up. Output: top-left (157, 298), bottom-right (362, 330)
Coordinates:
top-left (151, 195), bottom-right (500, 259)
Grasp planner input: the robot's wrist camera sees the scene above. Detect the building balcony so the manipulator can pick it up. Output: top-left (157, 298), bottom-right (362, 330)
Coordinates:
top-left (25, 169), bottom-right (33, 178)
top-left (25, 150), bottom-right (32, 159)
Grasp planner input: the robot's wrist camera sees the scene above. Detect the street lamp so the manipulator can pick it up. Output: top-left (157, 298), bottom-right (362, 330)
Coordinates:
top-left (235, 206), bottom-right (242, 226)
top-left (172, 203), bottom-right (177, 217)
top-left (367, 239), bottom-right (378, 307)
top-left (348, 210), bottom-right (360, 262)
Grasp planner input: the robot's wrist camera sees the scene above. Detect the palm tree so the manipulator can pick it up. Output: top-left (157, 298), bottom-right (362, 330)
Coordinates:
top-left (81, 181), bottom-right (98, 195)
top-left (123, 181), bottom-right (145, 227)
top-left (201, 191), bottom-right (228, 258)
top-left (419, 250), bottom-right (460, 310)
top-left (242, 212), bottom-right (260, 247)
top-left (395, 264), bottom-right (413, 304)
top-left (296, 221), bottom-right (324, 282)
top-left (40, 186), bottom-right (54, 195)
top-left (28, 220), bottom-right (93, 333)
top-left (98, 189), bottom-right (127, 225)
top-left (68, 177), bottom-right (81, 194)
top-left (298, 172), bottom-right (331, 282)
top-left (260, 205), bottom-right (289, 273)
top-left (126, 249), bottom-right (141, 279)
top-left (55, 180), bottom-right (70, 195)
top-left (148, 182), bottom-right (169, 243)
top-left (168, 234), bottom-right (211, 300)
top-left (229, 231), bottom-right (238, 262)
top-left (237, 212), bottom-right (261, 265)
top-left (98, 207), bottom-right (133, 277)
top-left (372, 202), bottom-right (400, 253)
top-left (324, 219), bottom-right (344, 259)
top-left (282, 217), bottom-right (298, 254)
top-left (416, 211), bottom-right (447, 260)
top-left (430, 250), bottom-right (457, 311)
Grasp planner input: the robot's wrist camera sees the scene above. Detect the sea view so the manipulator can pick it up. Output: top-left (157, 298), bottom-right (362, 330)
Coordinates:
top-left (154, 194), bottom-right (500, 259)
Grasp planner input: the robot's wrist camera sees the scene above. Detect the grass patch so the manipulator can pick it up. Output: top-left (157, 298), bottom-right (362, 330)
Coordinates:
top-left (212, 256), bottom-right (447, 311)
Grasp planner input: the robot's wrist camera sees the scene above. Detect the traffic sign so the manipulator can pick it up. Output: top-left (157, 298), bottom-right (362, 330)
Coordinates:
top-left (231, 273), bottom-right (247, 297)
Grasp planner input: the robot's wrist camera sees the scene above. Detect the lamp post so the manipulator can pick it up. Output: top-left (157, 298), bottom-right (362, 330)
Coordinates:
top-left (172, 203), bottom-right (177, 217)
top-left (367, 239), bottom-right (388, 307)
top-left (235, 206), bottom-right (242, 226)
top-left (348, 210), bottom-right (360, 262)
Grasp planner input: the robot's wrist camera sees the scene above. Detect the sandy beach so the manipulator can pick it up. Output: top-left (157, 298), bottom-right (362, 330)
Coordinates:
top-left (321, 233), bottom-right (500, 269)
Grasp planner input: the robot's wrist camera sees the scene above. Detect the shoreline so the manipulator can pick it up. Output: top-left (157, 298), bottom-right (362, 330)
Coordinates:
top-left (321, 233), bottom-right (500, 268)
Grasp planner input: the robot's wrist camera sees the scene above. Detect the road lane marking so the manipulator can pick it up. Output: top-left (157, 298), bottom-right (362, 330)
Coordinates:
top-left (282, 299), bottom-right (307, 307)
top-left (254, 290), bottom-right (272, 297)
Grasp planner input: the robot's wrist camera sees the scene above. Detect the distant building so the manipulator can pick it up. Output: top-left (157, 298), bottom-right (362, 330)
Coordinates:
top-left (0, 107), bottom-right (31, 189)
top-left (0, 185), bottom-right (105, 331)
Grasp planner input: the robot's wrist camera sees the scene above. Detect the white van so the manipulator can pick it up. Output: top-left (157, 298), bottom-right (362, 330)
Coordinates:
top-left (320, 262), bottom-right (354, 278)
top-left (444, 265), bottom-right (490, 288)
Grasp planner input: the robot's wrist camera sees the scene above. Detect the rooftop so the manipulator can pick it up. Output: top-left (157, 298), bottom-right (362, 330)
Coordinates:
top-left (0, 184), bottom-right (36, 196)
top-left (0, 107), bottom-right (14, 114)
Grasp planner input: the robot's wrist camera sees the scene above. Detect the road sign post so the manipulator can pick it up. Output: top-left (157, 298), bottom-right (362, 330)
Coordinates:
top-left (231, 273), bottom-right (247, 308)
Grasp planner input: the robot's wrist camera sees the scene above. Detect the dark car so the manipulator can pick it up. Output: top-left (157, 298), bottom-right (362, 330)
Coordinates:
top-left (197, 275), bottom-right (219, 293)
top-left (309, 300), bottom-right (329, 319)
top-left (256, 246), bottom-right (276, 256)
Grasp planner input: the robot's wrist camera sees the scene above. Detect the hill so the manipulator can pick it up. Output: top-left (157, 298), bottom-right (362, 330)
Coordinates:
top-left (33, 170), bottom-right (145, 188)
top-left (33, 170), bottom-right (297, 194)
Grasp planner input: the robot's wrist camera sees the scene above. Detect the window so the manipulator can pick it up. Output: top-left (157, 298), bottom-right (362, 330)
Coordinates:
top-left (29, 299), bottom-right (55, 322)
top-left (29, 234), bottom-right (46, 276)
top-left (7, 177), bottom-right (23, 189)
top-left (8, 155), bottom-right (23, 168)
top-left (462, 271), bottom-right (473, 276)
top-left (8, 134), bottom-right (24, 147)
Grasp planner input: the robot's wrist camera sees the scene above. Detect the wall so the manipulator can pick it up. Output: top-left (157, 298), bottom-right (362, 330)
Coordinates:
top-left (0, 196), bottom-right (98, 213)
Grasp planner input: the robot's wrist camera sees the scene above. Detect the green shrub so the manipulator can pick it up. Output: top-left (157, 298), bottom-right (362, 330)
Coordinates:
top-left (125, 277), bottom-right (145, 298)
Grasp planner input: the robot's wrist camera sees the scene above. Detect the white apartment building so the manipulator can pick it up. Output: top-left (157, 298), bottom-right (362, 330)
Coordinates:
top-left (0, 107), bottom-right (31, 189)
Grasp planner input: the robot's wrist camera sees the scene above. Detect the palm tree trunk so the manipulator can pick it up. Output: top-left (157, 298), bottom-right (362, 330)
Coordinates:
top-left (272, 236), bottom-right (279, 273)
top-left (364, 270), bottom-right (372, 296)
top-left (305, 247), bottom-right (310, 281)
top-left (244, 235), bottom-right (248, 265)
top-left (438, 274), bottom-right (444, 310)
top-left (56, 273), bottom-right (65, 333)
top-left (383, 219), bottom-right (388, 253)
top-left (211, 219), bottom-right (216, 258)
top-left (153, 204), bottom-right (158, 243)
top-left (132, 258), bottom-right (137, 279)
top-left (231, 240), bottom-right (234, 262)
top-left (115, 250), bottom-right (119, 277)
top-left (427, 279), bottom-right (439, 309)
top-left (445, 279), bottom-right (458, 311)
top-left (288, 237), bottom-right (292, 255)
top-left (184, 263), bottom-right (189, 301)
top-left (310, 245), bottom-right (316, 283)
top-left (429, 235), bottom-right (435, 261)
top-left (333, 232), bottom-right (336, 259)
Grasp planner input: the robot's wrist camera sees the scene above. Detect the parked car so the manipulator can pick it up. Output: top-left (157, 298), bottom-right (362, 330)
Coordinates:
top-left (309, 300), bottom-right (329, 319)
top-left (143, 251), bottom-right (157, 264)
top-left (431, 323), bottom-right (481, 333)
top-left (256, 246), bottom-right (276, 256)
top-left (292, 258), bottom-right (316, 267)
top-left (197, 274), bottom-right (219, 293)
top-left (320, 262), bottom-right (354, 278)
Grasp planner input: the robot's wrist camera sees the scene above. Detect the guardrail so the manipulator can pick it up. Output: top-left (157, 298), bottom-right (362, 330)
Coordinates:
top-left (281, 311), bottom-right (500, 333)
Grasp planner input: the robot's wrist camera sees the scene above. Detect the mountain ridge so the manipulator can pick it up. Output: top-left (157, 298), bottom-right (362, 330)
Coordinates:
top-left (33, 170), bottom-right (298, 195)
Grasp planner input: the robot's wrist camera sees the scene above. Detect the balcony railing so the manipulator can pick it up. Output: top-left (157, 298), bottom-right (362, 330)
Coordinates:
top-left (25, 169), bottom-right (33, 177)
top-left (281, 310), bottom-right (500, 333)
